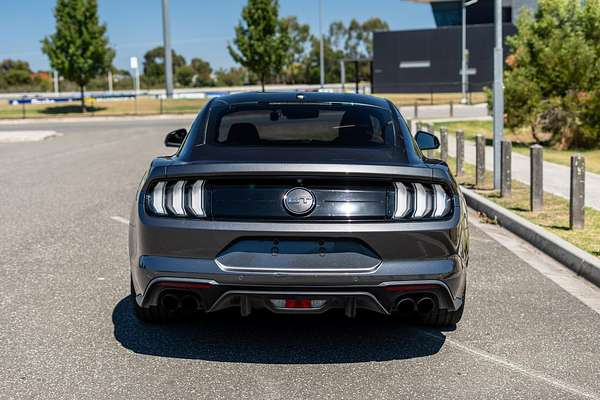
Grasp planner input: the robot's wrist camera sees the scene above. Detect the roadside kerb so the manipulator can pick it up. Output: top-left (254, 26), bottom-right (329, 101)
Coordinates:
top-left (461, 186), bottom-right (600, 288)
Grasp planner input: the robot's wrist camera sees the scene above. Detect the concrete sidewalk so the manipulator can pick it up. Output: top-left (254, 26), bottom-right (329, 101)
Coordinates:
top-left (447, 135), bottom-right (600, 211)
top-left (398, 103), bottom-right (488, 120)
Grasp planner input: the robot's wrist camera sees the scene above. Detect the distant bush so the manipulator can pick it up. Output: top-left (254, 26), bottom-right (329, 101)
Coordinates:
top-left (501, 0), bottom-right (600, 149)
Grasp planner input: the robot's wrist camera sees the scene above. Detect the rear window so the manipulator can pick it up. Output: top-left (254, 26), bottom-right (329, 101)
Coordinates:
top-left (206, 103), bottom-right (395, 147)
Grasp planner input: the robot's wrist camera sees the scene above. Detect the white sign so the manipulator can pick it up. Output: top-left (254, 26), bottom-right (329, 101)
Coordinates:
top-left (399, 60), bottom-right (431, 69)
top-left (129, 57), bottom-right (139, 70)
top-left (460, 68), bottom-right (477, 75)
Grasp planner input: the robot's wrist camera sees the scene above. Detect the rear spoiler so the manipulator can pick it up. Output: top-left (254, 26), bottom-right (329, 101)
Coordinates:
top-left (164, 162), bottom-right (436, 181)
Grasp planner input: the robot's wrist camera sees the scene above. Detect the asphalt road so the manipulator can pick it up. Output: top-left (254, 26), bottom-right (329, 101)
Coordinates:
top-left (1, 118), bottom-right (599, 400)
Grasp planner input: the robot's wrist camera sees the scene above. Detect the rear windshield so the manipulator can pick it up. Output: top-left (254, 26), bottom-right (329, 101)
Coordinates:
top-left (206, 103), bottom-right (395, 147)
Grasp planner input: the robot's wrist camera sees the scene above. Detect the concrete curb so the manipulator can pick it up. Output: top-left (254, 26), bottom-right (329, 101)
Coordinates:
top-left (461, 186), bottom-right (600, 288)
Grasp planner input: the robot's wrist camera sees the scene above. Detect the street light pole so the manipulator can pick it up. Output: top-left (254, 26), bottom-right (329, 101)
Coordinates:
top-left (161, 0), bottom-right (174, 98)
top-left (461, 0), bottom-right (467, 104)
top-left (461, 0), bottom-right (478, 104)
top-left (319, 0), bottom-right (325, 88)
top-left (493, 0), bottom-right (504, 189)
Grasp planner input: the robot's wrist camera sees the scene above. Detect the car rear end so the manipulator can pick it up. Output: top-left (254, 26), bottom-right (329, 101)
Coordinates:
top-left (129, 93), bottom-right (469, 325)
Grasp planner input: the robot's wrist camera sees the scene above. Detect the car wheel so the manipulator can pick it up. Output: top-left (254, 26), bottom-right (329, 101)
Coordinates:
top-left (420, 286), bottom-right (466, 326)
top-left (130, 277), bottom-right (167, 323)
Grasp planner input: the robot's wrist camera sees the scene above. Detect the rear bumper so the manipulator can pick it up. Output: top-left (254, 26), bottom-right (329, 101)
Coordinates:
top-left (129, 197), bottom-right (469, 315)
top-left (131, 254), bottom-right (467, 314)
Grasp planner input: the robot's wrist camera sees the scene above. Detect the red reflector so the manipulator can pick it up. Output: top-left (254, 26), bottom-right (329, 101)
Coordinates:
top-left (156, 282), bottom-right (212, 289)
top-left (285, 299), bottom-right (312, 308)
top-left (384, 284), bottom-right (439, 292)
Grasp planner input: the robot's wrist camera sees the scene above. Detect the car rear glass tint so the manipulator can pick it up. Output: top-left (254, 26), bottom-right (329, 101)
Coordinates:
top-left (207, 103), bottom-right (395, 147)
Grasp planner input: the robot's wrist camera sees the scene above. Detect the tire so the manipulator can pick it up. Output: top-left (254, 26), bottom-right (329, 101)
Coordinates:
top-left (130, 277), bottom-right (167, 323)
top-left (420, 301), bottom-right (464, 326)
top-left (420, 286), bottom-right (466, 326)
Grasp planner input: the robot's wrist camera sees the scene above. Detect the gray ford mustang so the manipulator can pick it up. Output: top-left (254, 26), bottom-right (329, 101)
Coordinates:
top-left (129, 92), bottom-right (469, 326)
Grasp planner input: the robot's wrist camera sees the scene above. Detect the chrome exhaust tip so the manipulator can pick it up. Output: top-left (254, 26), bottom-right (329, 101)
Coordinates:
top-left (416, 297), bottom-right (435, 315)
top-left (180, 294), bottom-right (200, 312)
top-left (161, 293), bottom-right (181, 311)
top-left (396, 297), bottom-right (416, 316)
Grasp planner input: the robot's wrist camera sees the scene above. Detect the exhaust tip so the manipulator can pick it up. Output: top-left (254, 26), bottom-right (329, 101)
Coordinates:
top-left (416, 297), bottom-right (435, 315)
top-left (180, 294), bottom-right (200, 312)
top-left (161, 293), bottom-right (181, 311)
top-left (396, 297), bottom-right (416, 316)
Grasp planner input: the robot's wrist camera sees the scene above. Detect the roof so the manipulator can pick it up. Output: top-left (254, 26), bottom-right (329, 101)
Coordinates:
top-left (213, 91), bottom-right (391, 109)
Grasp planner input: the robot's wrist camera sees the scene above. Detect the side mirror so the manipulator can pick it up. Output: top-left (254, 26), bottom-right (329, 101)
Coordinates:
top-left (164, 128), bottom-right (187, 147)
top-left (415, 131), bottom-right (440, 150)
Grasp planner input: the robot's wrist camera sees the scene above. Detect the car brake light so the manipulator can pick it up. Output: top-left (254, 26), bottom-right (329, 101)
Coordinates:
top-left (393, 182), bottom-right (451, 220)
top-left (147, 179), bottom-right (206, 217)
top-left (270, 299), bottom-right (326, 309)
top-left (171, 180), bottom-right (186, 216)
top-left (150, 181), bottom-right (167, 215)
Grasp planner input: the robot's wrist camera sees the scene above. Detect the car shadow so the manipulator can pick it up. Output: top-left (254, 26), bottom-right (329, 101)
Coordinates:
top-left (112, 296), bottom-right (450, 364)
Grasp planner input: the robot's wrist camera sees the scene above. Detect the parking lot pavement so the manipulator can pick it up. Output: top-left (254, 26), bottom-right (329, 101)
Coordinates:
top-left (1, 118), bottom-right (599, 400)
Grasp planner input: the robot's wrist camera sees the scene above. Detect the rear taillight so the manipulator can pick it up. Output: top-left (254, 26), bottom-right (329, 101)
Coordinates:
top-left (393, 182), bottom-right (451, 220)
top-left (147, 179), bottom-right (206, 217)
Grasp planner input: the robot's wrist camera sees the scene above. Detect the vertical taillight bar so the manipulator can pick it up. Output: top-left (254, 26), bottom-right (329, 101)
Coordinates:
top-left (171, 180), bottom-right (187, 216)
top-left (190, 180), bottom-right (206, 217)
top-left (432, 184), bottom-right (448, 217)
top-left (151, 181), bottom-right (167, 215)
top-left (394, 182), bottom-right (410, 218)
top-left (412, 183), bottom-right (428, 218)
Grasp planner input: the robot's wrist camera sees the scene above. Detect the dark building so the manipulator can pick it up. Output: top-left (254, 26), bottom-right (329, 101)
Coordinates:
top-left (371, 0), bottom-right (533, 93)
top-left (372, 23), bottom-right (517, 93)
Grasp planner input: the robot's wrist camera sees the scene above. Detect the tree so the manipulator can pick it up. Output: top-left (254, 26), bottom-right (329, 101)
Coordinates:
top-left (303, 35), bottom-right (343, 84)
top-left (503, 0), bottom-right (600, 149)
top-left (143, 46), bottom-right (186, 87)
top-left (228, 0), bottom-right (291, 91)
top-left (0, 59), bottom-right (33, 87)
top-left (190, 57), bottom-right (213, 87)
top-left (327, 18), bottom-right (389, 84)
top-left (214, 67), bottom-right (248, 87)
top-left (175, 65), bottom-right (195, 87)
top-left (42, 0), bottom-right (114, 112)
top-left (280, 16), bottom-right (310, 83)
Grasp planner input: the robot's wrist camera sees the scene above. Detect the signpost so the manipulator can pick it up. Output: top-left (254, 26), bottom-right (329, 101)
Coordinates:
top-left (461, 0), bottom-right (478, 104)
top-left (130, 56), bottom-right (140, 114)
top-left (162, 0), bottom-right (174, 98)
top-left (493, 0), bottom-right (504, 189)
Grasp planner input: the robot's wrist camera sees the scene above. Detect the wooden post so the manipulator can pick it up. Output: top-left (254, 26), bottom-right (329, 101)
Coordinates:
top-left (475, 134), bottom-right (485, 188)
top-left (440, 127), bottom-right (448, 162)
top-left (570, 155), bottom-right (585, 230)
top-left (449, 100), bottom-right (454, 118)
top-left (456, 130), bottom-right (464, 177)
top-left (500, 140), bottom-right (512, 198)
top-left (530, 145), bottom-right (543, 211)
top-left (414, 101), bottom-right (418, 119)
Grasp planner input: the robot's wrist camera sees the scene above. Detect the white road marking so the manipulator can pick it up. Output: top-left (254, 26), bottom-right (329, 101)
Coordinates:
top-left (110, 216), bottom-right (130, 225)
top-left (0, 130), bottom-right (62, 143)
top-left (421, 330), bottom-right (600, 399)
top-left (469, 209), bottom-right (600, 314)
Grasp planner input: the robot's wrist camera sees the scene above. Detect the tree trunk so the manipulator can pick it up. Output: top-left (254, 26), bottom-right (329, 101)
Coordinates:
top-left (558, 127), bottom-right (575, 150)
top-left (530, 123), bottom-right (542, 143)
top-left (261, 74), bottom-right (265, 92)
top-left (80, 85), bottom-right (86, 113)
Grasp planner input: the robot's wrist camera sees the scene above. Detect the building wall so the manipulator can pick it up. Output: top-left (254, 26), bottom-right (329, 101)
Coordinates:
top-left (372, 23), bottom-right (517, 93)
top-left (431, 0), bottom-right (512, 26)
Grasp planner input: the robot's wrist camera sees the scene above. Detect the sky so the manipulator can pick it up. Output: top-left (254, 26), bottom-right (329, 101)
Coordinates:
top-left (0, 0), bottom-right (435, 72)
